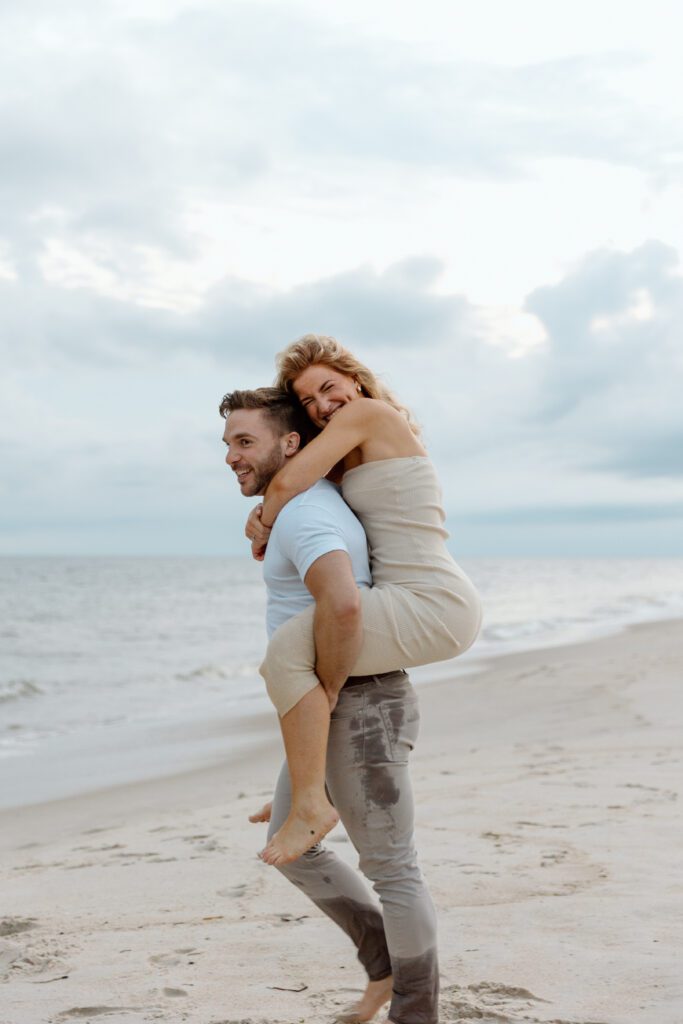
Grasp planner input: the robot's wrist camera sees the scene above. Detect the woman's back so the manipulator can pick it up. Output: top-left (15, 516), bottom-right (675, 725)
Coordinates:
top-left (342, 456), bottom-right (470, 596)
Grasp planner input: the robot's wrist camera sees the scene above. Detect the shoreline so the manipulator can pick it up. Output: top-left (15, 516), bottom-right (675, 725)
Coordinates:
top-left (2, 617), bottom-right (682, 1023)
top-left (2, 614), bottom-right (681, 838)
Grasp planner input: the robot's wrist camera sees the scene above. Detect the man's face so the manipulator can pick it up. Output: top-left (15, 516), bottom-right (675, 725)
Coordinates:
top-left (223, 408), bottom-right (291, 497)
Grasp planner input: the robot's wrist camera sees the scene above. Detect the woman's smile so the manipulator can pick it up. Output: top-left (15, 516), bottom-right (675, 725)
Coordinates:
top-left (292, 364), bottom-right (360, 428)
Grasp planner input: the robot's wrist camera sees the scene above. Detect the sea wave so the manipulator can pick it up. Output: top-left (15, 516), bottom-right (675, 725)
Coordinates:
top-left (0, 678), bottom-right (43, 703)
top-left (174, 662), bottom-right (260, 682)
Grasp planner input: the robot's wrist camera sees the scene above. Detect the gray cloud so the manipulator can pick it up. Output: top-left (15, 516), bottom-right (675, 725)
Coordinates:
top-left (2, 236), bottom-right (683, 555)
top-left (461, 501), bottom-right (683, 526)
top-left (589, 431), bottom-right (683, 479)
top-left (0, 255), bottom-right (472, 367)
top-left (200, 256), bottom-right (471, 354)
top-left (526, 240), bottom-right (683, 479)
top-left (4, 238), bottom-right (680, 497)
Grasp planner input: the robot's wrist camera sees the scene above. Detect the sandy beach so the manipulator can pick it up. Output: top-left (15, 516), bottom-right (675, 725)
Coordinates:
top-left (1, 618), bottom-right (681, 1024)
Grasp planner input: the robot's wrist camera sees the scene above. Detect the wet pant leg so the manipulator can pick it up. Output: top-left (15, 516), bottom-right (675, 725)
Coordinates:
top-left (268, 759), bottom-right (392, 981)
top-left (269, 671), bottom-right (439, 1024)
top-left (326, 672), bottom-right (439, 1024)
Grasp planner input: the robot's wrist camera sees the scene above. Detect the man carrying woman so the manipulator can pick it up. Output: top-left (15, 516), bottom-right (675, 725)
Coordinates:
top-left (221, 337), bottom-right (480, 1024)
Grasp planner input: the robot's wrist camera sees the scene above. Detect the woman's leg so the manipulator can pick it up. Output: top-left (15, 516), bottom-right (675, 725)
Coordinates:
top-left (261, 581), bottom-right (482, 720)
top-left (259, 581), bottom-right (481, 865)
top-left (262, 759), bottom-right (393, 1007)
top-left (260, 684), bottom-right (339, 865)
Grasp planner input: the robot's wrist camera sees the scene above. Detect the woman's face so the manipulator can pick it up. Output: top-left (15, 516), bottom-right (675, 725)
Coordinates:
top-left (292, 364), bottom-right (360, 429)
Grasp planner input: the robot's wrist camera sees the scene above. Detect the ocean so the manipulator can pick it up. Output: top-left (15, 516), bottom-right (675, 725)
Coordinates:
top-left (1, 556), bottom-right (682, 809)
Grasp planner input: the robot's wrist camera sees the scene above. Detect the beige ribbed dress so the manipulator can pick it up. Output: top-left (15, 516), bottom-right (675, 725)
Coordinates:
top-left (259, 456), bottom-right (482, 717)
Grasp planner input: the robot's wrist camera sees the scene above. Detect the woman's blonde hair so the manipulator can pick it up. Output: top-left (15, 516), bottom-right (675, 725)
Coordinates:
top-left (274, 334), bottom-right (421, 437)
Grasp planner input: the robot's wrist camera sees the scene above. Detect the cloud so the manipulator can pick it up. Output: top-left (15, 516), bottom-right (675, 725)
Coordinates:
top-left (0, 255), bottom-right (472, 367)
top-left (526, 240), bottom-right (683, 479)
top-left (462, 501), bottom-right (683, 525)
top-left (3, 230), bottom-right (683, 555)
top-left (593, 432), bottom-right (683, 479)
top-left (1, 2), bottom-right (679, 281)
top-left (1, 0), bottom-right (681, 552)
top-left (200, 256), bottom-right (472, 354)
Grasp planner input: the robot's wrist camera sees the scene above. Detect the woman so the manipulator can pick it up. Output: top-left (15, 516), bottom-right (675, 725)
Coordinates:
top-left (246, 335), bottom-right (482, 870)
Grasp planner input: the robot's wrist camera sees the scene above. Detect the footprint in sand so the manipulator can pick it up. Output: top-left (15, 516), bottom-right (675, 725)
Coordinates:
top-left (217, 883), bottom-right (248, 898)
top-left (111, 850), bottom-right (160, 860)
top-left (181, 834), bottom-right (227, 855)
top-left (73, 843), bottom-right (125, 853)
top-left (150, 947), bottom-right (201, 968)
top-left (9, 948), bottom-right (69, 976)
top-left (0, 917), bottom-right (38, 936)
top-left (58, 1007), bottom-right (139, 1019)
top-left (0, 938), bottom-right (24, 979)
top-left (442, 980), bottom-right (608, 1024)
top-left (0, 918), bottom-right (68, 982)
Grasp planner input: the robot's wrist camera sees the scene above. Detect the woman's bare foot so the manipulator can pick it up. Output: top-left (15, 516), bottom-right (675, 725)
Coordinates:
top-left (248, 801), bottom-right (272, 823)
top-left (259, 798), bottom-right (339, 865)
top-left (335, 975), bottom-right (393, 1022)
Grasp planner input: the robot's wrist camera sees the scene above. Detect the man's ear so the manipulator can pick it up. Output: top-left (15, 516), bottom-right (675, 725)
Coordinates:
top-left (283, 431), bottom-right (301, 456)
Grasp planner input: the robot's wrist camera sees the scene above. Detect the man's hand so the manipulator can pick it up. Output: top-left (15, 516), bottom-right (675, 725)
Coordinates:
top-left (245, 503), bottom-right (271, 561)
top-left (304, 551), bottom-right (363, 704)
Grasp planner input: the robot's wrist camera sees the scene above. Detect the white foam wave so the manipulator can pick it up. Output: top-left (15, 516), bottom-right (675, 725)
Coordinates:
top-left (0, 679), bottom-right (43, 703)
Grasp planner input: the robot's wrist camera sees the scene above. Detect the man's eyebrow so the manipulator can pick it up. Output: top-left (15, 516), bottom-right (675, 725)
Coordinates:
top-left (224, 430), bottom-right (257, 442)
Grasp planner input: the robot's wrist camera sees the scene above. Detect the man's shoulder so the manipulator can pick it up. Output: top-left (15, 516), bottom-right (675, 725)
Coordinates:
top-left (279, 479), bottom-right (344, 519)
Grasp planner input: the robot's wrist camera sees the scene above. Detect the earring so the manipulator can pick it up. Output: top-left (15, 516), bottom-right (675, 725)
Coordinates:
top-left (356, 384), bottom-right (362, 393)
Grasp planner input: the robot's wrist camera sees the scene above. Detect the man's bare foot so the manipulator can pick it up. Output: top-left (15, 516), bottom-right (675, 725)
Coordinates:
top-left (335, 975), bottom-right (393, 1022)
top-left (248, 801), bottom-right (272, 823)
top-left (259, 800), bottom-right (339, 865)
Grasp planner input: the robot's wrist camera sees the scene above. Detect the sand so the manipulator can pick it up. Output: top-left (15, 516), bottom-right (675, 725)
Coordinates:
top-left (1, 619), bottom-right (681, 1024)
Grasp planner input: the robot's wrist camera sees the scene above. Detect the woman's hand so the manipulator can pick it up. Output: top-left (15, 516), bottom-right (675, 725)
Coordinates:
top-left (245, 503), bottom-right (271, 561)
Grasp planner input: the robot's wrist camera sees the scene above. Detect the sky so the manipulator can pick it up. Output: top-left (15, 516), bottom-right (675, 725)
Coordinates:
top-left (1, 0), bottom-right (682, 557)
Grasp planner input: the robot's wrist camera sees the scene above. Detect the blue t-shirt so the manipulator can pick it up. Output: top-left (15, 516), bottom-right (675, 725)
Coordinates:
top-left (263, 479), bottom-right (371, 637)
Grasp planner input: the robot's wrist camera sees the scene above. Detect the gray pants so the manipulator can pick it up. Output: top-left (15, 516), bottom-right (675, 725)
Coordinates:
top-left (268, 671), bottom-right (439, 1024)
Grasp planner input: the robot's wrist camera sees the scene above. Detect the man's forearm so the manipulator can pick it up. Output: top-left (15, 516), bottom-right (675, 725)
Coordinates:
top-left (313, 595), bottom-right (363, 698)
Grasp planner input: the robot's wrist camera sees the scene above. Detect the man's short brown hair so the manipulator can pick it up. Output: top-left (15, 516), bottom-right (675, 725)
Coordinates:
top-left (219, 387), bottom-right (308, 439)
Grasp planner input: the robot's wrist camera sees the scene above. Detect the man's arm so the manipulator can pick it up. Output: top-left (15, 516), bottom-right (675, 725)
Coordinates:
top-left (304, 550), bottom-right (363, 710)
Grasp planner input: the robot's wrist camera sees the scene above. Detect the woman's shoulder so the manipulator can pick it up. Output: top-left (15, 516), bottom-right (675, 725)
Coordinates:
top-left (337, 396), bottom-right (386, 418)
top-left (330, 398), bottom-right (425, 459)
top-left (335, 396), bottom-right (404, 426)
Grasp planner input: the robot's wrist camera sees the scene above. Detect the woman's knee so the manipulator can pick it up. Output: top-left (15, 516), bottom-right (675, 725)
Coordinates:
top-left (460, 588), bottom-right (483, 654)
top-left (447, 587), bottom-right (483, 658)
top-left (259, 609), bottom-right (316, 683)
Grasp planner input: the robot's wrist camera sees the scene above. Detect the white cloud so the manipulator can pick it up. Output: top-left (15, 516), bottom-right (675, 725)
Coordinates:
top-left (2, 1), bottom-right (683, 554)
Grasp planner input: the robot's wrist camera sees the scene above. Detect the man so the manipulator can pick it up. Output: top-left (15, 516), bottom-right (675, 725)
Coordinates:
top-left (220, 387), bottom-right (439, 1024)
